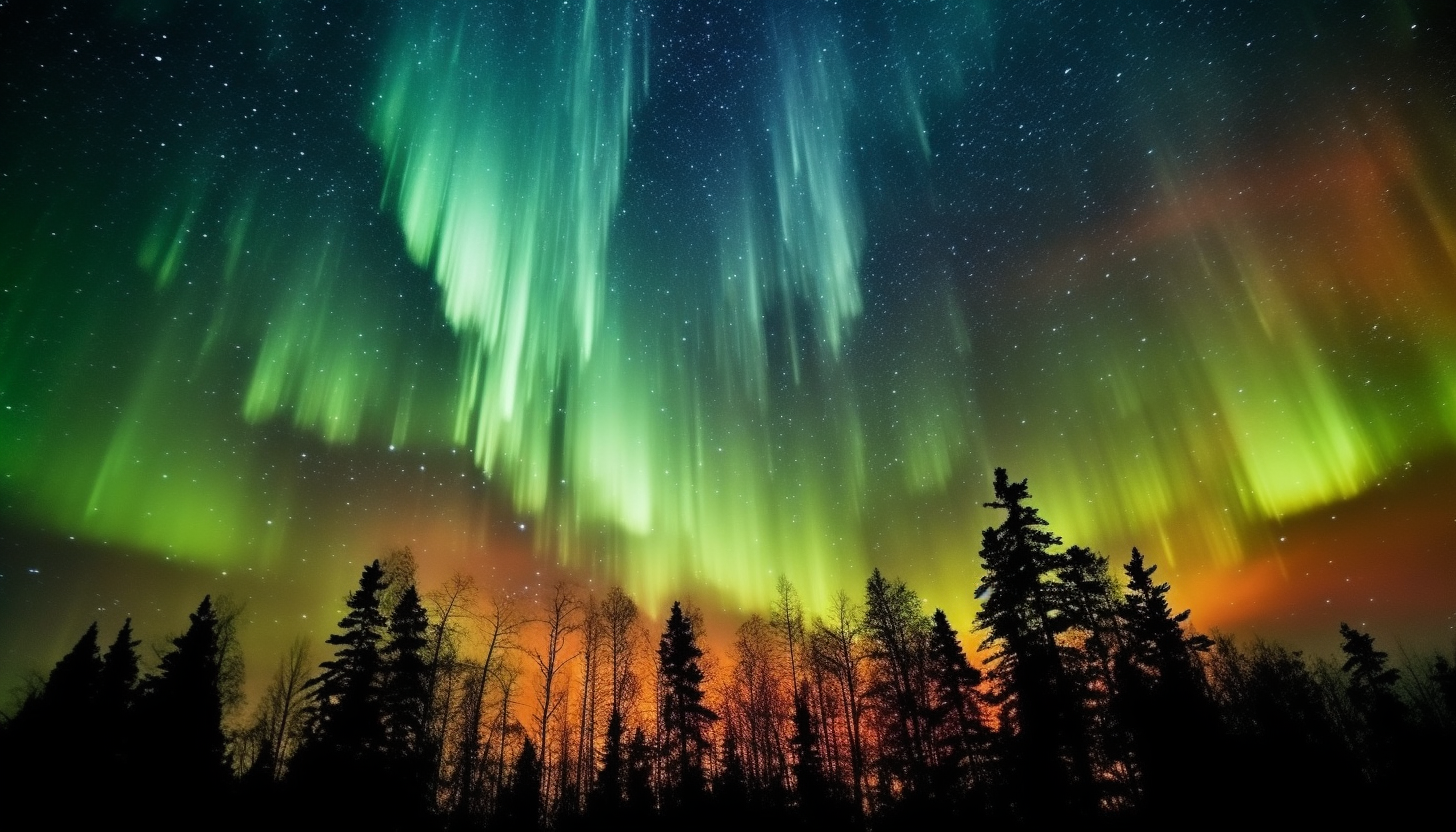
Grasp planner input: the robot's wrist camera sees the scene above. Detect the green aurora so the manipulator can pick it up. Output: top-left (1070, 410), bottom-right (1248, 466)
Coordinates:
top-left (3, 1), bottom-right (1455, 678)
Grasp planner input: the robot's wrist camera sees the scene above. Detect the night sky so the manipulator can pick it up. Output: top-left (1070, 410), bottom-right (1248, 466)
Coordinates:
top-left (3, 1), bottom-right (1455, 688)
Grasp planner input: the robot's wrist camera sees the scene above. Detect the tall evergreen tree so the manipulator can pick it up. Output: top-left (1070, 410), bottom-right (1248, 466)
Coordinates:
top-left (98, 618), bottom-right (141, 715)
top-left (927, 609), bottom-right (985, 785)
top-left (657, 601), bottom-right (717, 810)
top-left (1121, 548), bottom-right (1212, 676)
top-left (1115, 548), bottom-right (1216, 816)
top-left (923, 609), bottom-right (993, 822)
top-left (291, 560), bottom-right (390, 816)
top-left (1055, 545), bottom-right (1130, 804)
top-left (1338, 621), bottom-right (1410, 795)
top-left (305, 560), bottom-right (389, 759)
top-left (713, 727), bottom-right (752, 824)
top-left (1339, 623), bottom-right (1401, 707)
top-left (589, 708), bottom-right (626, 819)
top-left (625, 726), bottom-right (656, 823)
top-left (95, 618), bottom-right (143, 804)
top-left (1058, 545), bottom-right (1124, 681)
top-left (974, 469), bottom-right (1084, 818)
top-left (382, 583), bottom-right (433, 819)
top-left (789, 681), bottom-right (826, 814)
top-left (137, 596), bottom-right (233, 815)
top-left (499, 738), bottom-right (542, 831)
top-left (43, 622), bottom-right (104, 712)
top-left (0, 622), bottom-right (106, 820)
top-left (382, 584), bottom-right (431, 748)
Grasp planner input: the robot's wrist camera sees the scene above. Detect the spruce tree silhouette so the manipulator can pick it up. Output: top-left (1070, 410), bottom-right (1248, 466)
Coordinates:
top-left (927, 609), bottom-right (999, 824)
top-left (0, 622), bottom-right (104, 821)
top-left (1121, 549), bottom-right (1213, 667)
top-left (42, 622), bottom-right (103, 711)
top-left (1339, 623), bottom-right (1401, 715)
top-left (289, 565), bottom-right (437, 827)
top-left (1050, 544), bottom-right (1127, 809)
top-left (657, 601), bottom-right (717, 814)
top-left (290, 560), bottom-right (390, 820)
top-left (499, 737), bottom-right (542, 831)
top-left (974, 469), bottom-right (1081, 819)
top-left (589, 708), bottom-right (626, 820)
top-left (789, 681), bottom-right (826, 816)
top-left (1057, 546), bottom-right (1121, 699)
top-left (381, 582), bottom-right (432, 821)
top-left (625, 726), bottom-right (656, 824)
top-left (1338, 622), bottom-right (1421, 818)
top-left (712, 728), bottom-right (752, 825)
top-left (97, 618), bottom-right (142, 807)
top-left (1114, 548), bottom-right (1217, 817)
top-left (310, 560), bottom-right (388, 743)
top-left (137, 596), bottom-right (232, 818)
top-left (99, 618), bottom-right (141, 716)
top-left (927, 608), bottom-right (985, 802)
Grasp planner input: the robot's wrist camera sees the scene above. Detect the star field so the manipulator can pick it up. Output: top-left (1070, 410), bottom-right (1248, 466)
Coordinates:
top-left (2, 1), bottom-right (1455, 681)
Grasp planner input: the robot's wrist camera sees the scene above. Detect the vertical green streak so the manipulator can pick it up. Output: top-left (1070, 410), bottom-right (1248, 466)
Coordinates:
top-left (768, 21), bottom-right (863, 359)
top-left (373, 0), bottom-right (642, 511)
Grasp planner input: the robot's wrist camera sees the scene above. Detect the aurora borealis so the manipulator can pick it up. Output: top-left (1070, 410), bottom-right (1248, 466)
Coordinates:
top-left (3, 1), bottom-right (1455, 684)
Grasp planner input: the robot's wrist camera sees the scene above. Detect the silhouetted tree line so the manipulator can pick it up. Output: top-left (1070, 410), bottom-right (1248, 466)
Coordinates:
top-left (4, 469), bottom-right (1454, 828)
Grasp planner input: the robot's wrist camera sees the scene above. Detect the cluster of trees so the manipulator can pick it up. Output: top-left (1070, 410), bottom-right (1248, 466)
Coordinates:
top-left (0, 596), bottom-right (242, 824)
top-left (4, 468), bottom-right (1454, 828)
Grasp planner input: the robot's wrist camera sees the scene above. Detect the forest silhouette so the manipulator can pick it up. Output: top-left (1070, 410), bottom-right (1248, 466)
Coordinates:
top-left (3, 469), bottom-right (1453, 829)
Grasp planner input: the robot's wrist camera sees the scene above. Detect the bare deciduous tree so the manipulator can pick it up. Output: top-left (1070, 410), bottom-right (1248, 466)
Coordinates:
top-left (812, 590), bottom-right (868, 811)
top-left (530, 582), bottom-right (581, 811)
top-left (575, 592), bottom-right (607, 804)
top-left (602, 586), bottom-right (643, 723)
top-left (449, 591), bottom-right (524, 820)
top-left (770, 576), bottom-right (806, 695)
top-left (239, 636), bottom-right (312, 779)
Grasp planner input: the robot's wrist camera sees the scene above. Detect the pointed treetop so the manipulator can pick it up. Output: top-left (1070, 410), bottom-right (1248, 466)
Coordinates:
top-left (44, 621), bottom-right (103, 707)
top-left (100, 617), bottom-right (142, 705)
top-left (1339, 622), bottom-right (1399, 691)
top-left (1119, 548), bottom-right (1212, 673)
